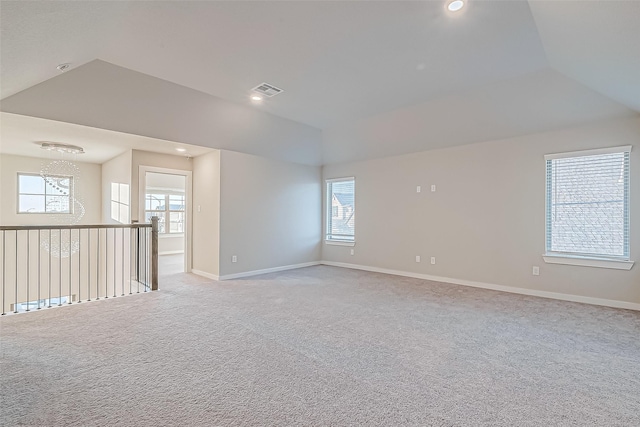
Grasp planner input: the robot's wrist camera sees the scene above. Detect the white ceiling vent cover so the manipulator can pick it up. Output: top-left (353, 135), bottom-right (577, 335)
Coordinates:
top-left (252, 82), bottom-right (284, 97)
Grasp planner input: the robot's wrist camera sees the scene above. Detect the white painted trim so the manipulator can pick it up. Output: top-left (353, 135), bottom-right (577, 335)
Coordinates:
top-left (321, 261), bottom-right (640, 311)
top-left (219, 261), bottom-right (321, 280)
top-left (543, 255), bottom-right (634, 270)
top-left (544, 145), bottom-right (632, 160)
top-left (139, 166), bottom-right (192, 275)
top-left (191, 269), bottom-right (220, 281)
top-left (325, 240), bottom-right (355, 247)
top-left (326, 176), bottom-right (355, 183)
top-left (159, 250), bottom-right (185, 256)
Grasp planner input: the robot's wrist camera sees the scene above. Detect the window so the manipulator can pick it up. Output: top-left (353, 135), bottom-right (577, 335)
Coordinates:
top-left (145, 192), bottom-right (185, 234)
top-left (326, 177), bottom-right (355, 243)
top-left (18, 173), bottom-right (73, 214)
top-left (544, 146), bottom-right (632, 269)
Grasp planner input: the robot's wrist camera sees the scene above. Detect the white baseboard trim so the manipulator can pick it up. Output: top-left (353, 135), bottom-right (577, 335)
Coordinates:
top-left (159, 250), bottom-right (184, 256)
top-left (219, 261), bottom-right (322, 281)
top-left (321, 261), bottom-right (640, 311)
top-left (191, 269), bottom-right (220, 281)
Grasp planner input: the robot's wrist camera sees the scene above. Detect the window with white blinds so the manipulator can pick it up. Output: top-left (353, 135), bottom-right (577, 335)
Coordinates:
top-left (545, 146), bottom-right (631, 260)
top-left (326, 178), bottom-right (355, 242)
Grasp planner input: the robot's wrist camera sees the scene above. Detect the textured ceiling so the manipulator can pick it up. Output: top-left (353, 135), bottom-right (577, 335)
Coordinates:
top-left (1, 0), bottom-right (638, 165)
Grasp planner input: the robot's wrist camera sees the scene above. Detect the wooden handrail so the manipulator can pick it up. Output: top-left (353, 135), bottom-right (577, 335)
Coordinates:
top-left (0, 223), bottom-right (152, 231)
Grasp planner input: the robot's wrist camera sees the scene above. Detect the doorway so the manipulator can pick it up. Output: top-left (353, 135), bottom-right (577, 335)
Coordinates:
top-left (139, 167), bottom-right (192, 275)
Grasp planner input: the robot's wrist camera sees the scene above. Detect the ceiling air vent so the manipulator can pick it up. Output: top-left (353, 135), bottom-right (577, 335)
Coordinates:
top-left (252, 82), bottom-right (284, 97)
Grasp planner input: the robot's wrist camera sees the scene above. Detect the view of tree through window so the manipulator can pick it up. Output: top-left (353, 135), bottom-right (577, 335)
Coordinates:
top-left (326, 178), bottom-right (355, 242)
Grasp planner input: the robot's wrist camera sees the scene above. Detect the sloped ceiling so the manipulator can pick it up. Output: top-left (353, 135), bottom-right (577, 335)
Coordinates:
top-left (1, 0), bottom-right (638, 166)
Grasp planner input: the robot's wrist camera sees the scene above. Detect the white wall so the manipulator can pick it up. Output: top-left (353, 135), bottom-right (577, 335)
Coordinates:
top-left (322, 116), bottom-right (640, 306)
top-left (101, 150), bottom-right (132, 224)
top-left (218, 150), bottom-right (321, 277)
top-left (192, 151), bottom-right (221, 277)
top-left (1, 153), bottom-right (102, 226)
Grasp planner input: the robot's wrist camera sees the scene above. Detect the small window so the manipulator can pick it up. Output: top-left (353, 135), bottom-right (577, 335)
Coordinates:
top-left (326, 177), bottom-right (355, 243)
top-left (545, 146), bottom-right (631, 261)
top-left (145, 192), bottom-right (185, 234)
top-left (18, 173), bottom-right (73, 214)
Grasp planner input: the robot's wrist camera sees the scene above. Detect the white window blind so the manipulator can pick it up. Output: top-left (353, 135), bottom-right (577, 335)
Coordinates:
top-left (545, 146), bottom-right (631, 260)
top-left (326, 178), bottom-right (355, 242)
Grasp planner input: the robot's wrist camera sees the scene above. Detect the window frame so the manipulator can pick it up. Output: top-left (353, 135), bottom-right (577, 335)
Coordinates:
top-left (543, 145), bottom-right (633, 270)
top-left (325, 177), bottom-right (355, 246)
top-left (144, 191), bottom-right (186, 235)
top-left (17, 172), bottom-right (74, 215)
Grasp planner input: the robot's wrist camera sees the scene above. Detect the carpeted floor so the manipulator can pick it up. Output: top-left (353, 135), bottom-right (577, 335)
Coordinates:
top-left (1, 265), bottom-right (639, 426)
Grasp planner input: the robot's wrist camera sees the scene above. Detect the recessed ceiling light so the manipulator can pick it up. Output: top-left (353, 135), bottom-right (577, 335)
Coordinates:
top-left (447, 0), bottom-right (465, 12)
top-left (175, 148), bottom-right (187, 152)
top-left (251, 95), bottom-right (263, 101)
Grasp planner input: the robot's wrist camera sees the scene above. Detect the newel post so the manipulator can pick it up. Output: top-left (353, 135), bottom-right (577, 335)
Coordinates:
top-left (151, 216), bottom-right (159, 290)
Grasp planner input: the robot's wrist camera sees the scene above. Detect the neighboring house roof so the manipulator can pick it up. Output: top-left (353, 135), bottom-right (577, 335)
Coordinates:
top-left (333, 193), bottom-right (354, 207)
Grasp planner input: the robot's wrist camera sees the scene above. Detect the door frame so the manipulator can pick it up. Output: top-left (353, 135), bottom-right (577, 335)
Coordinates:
top-left (138, 166), bottom-right (193, 273)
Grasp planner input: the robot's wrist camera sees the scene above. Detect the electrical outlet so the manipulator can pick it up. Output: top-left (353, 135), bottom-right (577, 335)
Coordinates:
top-left (197, 205), bottom-right (201, 212)
top-left (430, 257), bottom-right (436, 265)
top-left (350, 249), bottom-right (354, 256)
top-left (415, 255), bottom-right (421, 263)
top-left (232, 255), bottom-right (237, 263)
top-left (532, 266), bottom-right (539, 276)
top-left (431, 185), bottom-right (436, 192)
top-left (416, 185), bottom-right (421, 193)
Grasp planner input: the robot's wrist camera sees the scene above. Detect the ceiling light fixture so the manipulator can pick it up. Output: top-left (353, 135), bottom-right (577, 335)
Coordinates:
top-left (175, 148), bottom-right (187, 152)
top-left (251, 95), bottom-right (263, 101)
top-left (447, 0), bottom-right (465, 12)
top-left (40, 141), bottom-right (84, 154)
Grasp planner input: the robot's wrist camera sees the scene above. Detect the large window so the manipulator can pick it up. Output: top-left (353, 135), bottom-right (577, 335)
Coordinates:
top-left (145, 193), bottom-right (185, 234)
top-left (18, 173), bottom-right (73, 214)
top-left (326, 177), bottom-right (355, 243)
top-left (545, 146), bottom-right (631, 264)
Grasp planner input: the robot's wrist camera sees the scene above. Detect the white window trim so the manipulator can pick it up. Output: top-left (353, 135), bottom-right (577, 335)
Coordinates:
top-left (544, 145), bottom-right (633, 269)
top-left (542, 254), bottom-right (634, 270)
top-left (544, 145), bottom-right (632, 160)
top-left (326, 176), bottom-right (355, 244)
top-left (325, 240), bottom-right (355, 247)
top-left (17, 172), bottom-right (74, 214)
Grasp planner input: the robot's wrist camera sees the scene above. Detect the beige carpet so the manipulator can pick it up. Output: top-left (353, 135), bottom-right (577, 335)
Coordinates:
top-left (1, 265), bottom-right (639, 426)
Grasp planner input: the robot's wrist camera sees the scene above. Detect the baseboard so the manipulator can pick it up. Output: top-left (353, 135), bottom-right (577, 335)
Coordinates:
top-left (219, 261), bottom-right (322, 280)
top-left (191, 269), bottom-right (220, 281)
top-left (321, 261), bottom-right (640, 311)
top-left (159, 250), bottom-right (184, 256)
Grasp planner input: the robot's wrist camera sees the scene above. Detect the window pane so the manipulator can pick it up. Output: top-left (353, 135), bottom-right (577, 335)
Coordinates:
top-left (19, 195), bottom-right (45, 213)
top-left (46, 196), bottom-right (70, 213)
top-left (19, 174), bottom-right (44, 194)
top-left (169, 212), bottom-right (184, 233)
top-left (146, 194), bottom-right (164, 211)
top-left (327, 179), bottom-right (355, 241)
top-left (547, 151), bottom-right (629, 258)
top-left (169, 195), bottom-right (185, 211)
top-left (45, 177), bottom-right (71, 195)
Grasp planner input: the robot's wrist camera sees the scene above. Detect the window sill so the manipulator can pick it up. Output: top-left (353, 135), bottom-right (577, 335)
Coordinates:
top-left (325, 240), bottom-right (355, 247)
top-left (543, 254), bottom-right (634, 270)
top-left (159, 233), bottom-right (184, 239)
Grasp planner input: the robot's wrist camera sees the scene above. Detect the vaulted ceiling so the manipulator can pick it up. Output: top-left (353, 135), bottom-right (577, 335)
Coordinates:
top-left (1, 0), bottom-right (639, 165)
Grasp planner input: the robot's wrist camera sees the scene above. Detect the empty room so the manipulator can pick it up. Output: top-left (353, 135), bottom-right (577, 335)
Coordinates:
top-left (1, 1), bottom-right (639, 426)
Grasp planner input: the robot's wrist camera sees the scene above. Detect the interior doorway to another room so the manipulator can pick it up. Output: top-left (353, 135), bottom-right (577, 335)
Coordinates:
top-left (141, 168), bottom-right (192, 275)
